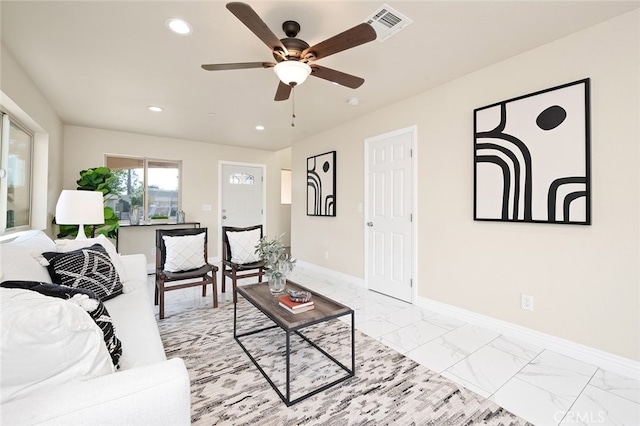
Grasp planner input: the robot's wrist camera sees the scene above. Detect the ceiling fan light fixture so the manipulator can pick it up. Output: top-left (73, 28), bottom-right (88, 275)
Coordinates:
top-left (274, 61), bottom-right (311, 86)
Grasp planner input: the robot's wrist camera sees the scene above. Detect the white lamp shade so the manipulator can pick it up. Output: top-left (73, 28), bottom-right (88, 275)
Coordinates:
top-left (56, 190), bottom-right (105, 226)
top-left (274, 61), bottom-right (312, 86)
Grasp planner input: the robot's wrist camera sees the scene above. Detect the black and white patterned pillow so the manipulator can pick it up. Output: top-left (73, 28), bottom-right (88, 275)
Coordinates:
top-left (42, 244), bottom-right (123, 301)
top-left (0, 280), bottom-right (123, 368)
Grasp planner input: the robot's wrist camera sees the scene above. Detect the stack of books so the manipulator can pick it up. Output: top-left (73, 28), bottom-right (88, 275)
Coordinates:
top-left (278, 295), bottom-right (315, 314)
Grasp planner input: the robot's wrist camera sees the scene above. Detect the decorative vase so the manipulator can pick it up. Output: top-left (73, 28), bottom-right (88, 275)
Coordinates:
top-left (129, 206), bottom-right (140, 225)
top-left (269, 275), bottom-right (286, 296)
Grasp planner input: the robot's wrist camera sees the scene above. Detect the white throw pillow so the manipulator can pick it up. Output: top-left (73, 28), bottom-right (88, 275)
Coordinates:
top-left (0, 230), bottom-right (56, 282)
top-left (162, 233), bottom-right (206, 273)
top-left (227, 228), bottom-right (261, 264)
top-left (5, 230), bottom-right (57, 253)
top-left (0, 245), bottom-right (53, 283)
top-left (0, 288), bottom-right (114, 404)
top-left (55, 235), bottom-right (129, 284)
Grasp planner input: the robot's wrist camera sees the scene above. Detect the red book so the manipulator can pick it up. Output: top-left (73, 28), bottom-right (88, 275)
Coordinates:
top-left (277, 295), bottom-right (314, 310)
top-left (279, 303), bottom-right (315, 314)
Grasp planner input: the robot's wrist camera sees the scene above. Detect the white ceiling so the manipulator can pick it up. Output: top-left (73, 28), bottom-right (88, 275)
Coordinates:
top-left (2, 1), bottom-right (638, 151)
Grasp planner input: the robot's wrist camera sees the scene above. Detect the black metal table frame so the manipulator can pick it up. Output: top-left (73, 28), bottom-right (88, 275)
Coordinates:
top-left (234, 292), bottom-right (355, 406)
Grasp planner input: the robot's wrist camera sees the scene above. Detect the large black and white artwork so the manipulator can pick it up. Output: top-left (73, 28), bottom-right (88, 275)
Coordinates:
top-left (474, 79), bottom-right (591, 225)
top-left (307, 151), bottom-right (336, 216)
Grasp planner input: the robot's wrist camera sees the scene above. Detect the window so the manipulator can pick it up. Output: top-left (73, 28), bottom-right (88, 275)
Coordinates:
top-left (106, 156), bottom-right (181, 221)
top-left (281, 169), bottom-right (291, 204)
top-left (229, 172), bottom-right (254, 185)
top-left (0, 112), bottom-right (33, 233)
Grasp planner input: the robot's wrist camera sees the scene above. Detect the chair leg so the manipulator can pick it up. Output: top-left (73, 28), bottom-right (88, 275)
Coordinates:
top-left (202, 281), bottom-right (207, 297)
top-left (232, 277), bottom-right (238, 304)
top-left (154, 277), bottom-right (159, 305)
top-left (158, 280), bottom-right (165, 320)
top-left (212, 272), bottom-right (218, 309)
top-left (221, 266), bottom-right (227, 293)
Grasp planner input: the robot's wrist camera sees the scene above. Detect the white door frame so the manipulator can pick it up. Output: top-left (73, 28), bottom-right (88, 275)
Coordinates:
top-left (363, 125), bottom-right (418, 303)
top-left (218, 160), bottom-right (267, 255)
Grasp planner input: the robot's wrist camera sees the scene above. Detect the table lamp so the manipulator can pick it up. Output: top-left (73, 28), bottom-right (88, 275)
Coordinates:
top-left (55, 190), bottom-right (105, 240)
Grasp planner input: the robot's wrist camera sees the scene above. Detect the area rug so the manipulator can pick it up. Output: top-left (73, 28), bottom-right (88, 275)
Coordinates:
top-left (158, 300), bottom-right (531, 426)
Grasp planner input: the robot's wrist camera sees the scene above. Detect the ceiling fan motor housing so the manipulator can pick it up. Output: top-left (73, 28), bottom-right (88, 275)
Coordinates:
top-left (272, 21), bottom-right (311, 62)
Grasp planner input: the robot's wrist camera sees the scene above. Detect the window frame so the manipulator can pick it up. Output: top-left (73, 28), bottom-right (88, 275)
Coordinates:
top-left (0, 111), bottom-right (34, 235)
top-left (105, 155), bottom-right (182, 222)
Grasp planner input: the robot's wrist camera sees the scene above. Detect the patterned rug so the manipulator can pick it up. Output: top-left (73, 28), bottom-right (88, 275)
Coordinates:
top-left (158, 300), bottom-right (531, 425)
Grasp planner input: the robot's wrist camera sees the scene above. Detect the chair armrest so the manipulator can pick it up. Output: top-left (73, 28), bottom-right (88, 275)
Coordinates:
top-left (1, 358), bottom-right (190, 425)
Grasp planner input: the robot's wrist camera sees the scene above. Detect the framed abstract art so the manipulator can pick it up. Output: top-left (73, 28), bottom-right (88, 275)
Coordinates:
top-left (307, 151), bottom-right (336, 216)
top-left (474, 78), bottom-right (591, 225)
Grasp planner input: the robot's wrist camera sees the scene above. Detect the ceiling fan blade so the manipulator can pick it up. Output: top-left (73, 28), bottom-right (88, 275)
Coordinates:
top-left (309, 65), bottom-right (365, 89)
top-left (302, 23), bottom-right (376, 61)
top-left (274, 81), bottom-right (292, 101)
top-left (201, 62), bottom-right (274, 71)
top-left (226, 2), bottom-right (287, 54)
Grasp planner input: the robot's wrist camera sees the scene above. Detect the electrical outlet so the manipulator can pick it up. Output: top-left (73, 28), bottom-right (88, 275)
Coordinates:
top-left (150, 247), bottom-right (156, 256)
top-left (521, 294), bottom-right (534, 311)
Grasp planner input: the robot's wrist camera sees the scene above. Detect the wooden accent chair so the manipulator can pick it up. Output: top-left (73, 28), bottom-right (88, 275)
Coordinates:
top-left (221, 225), bottom-right (265, 302)
top-left (155, 227), bottom-right (218, 319)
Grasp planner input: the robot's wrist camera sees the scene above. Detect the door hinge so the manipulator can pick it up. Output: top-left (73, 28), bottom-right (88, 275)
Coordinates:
top-left (410, 278), bottom-right (413, 288)
top-left (410, 148), bottom-right (413, 158)
top-left (410, 213), bottom-right (413, 222)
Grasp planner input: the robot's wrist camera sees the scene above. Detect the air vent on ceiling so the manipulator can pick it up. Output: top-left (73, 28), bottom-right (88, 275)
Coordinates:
top-left (364, 4), bottom-right (413, 42)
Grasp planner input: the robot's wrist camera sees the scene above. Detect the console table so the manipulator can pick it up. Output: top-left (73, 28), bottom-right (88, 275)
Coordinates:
top-left (115, 221), bottom-right (200, 252)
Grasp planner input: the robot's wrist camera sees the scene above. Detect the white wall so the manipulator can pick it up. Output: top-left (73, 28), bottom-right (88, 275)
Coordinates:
top-left (291, 11), bottom-right (639, 361)
top-left (63, 125), bottom-right (290, 261)
top-left (1, 44), bottom-right (64, 236)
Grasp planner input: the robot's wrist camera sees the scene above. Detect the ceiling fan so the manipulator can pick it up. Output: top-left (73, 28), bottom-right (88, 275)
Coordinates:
top-left (201, 2), bottom-right (377, 102)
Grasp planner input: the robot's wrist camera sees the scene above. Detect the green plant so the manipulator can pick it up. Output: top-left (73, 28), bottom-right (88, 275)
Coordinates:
top-left (150, 215), bottom-right (169, 220)
top-left (55, 167), bottom-right (120, 239)
top-left (254, 234), bottom-right (296, 280)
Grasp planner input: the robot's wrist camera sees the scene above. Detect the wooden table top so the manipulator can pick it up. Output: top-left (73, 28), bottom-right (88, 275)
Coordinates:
top-left (236, 280), bottom-right (353, 330)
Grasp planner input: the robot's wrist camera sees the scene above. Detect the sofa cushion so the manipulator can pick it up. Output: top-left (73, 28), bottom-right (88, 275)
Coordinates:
top-left (0, 287), bottom-right (114, 404)
top-left (55, 235), bottom-right (129, 284)
top-left (0, 244), bottom-right (52, 283)
top-left (162, 233), bottom-right (205, 272)
top-left (3, 229), bottom-right (57, 253)
top-left (1, 281), bottom-right (123, 368)
top-left (42, 244), bottom-right (124, 301)
top-left (227, 228), bottom-right (261, 264)
top-left (0, 230), bottom-right (57, 283)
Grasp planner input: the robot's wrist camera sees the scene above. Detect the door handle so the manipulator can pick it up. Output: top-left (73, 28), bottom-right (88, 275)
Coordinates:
top-left (366, 222), bottom-right (373, 227)
top-left (223, 215), bottom-right (227, 219)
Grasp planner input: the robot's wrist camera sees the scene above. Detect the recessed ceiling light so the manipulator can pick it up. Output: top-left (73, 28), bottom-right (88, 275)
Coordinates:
top-left (148, 106), bottom-right (163, 112)
top-left (255, 125), bottom-right (265, 131)
top-left (165, 18), bottom-right (192, 36)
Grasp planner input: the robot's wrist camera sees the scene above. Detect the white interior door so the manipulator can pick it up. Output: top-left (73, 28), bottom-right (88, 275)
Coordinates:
top-left (221, 163), bottom-right (264, 228)
top-left (365, 127), bottom-right (415, 302)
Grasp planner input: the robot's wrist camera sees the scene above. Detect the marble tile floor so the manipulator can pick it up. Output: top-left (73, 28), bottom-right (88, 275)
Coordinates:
top-left (148, 267), bottom-right (640, 426)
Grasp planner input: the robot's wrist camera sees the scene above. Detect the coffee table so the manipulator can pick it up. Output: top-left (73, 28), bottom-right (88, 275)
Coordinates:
top-left (234, 280), bottom-right (355, 406)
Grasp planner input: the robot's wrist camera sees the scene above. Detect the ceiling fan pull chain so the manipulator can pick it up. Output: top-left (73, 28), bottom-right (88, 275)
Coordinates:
top-left (291, 85), bottom-right (296, 127)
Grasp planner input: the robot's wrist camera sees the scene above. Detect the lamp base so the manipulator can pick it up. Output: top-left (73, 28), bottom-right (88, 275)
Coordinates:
top-left (75, 224), bottom-right (89, 240)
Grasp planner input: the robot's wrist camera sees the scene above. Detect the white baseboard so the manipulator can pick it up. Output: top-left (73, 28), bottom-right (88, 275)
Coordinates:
top-left (296, 261), bottom-right (639, 380)
top-left (415, 296), bottom-right (640, 380)
top-left (295, 260), bottom-right (365, 288)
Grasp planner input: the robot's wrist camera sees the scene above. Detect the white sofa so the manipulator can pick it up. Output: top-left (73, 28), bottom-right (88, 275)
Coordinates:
top-left (0, 231), bottom-right (191, 425)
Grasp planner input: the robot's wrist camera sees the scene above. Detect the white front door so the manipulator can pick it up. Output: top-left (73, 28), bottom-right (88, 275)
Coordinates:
top-left (220, 163), bottom-right (264, 228)
top-left (365, 127), bottom-right (415, 302)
